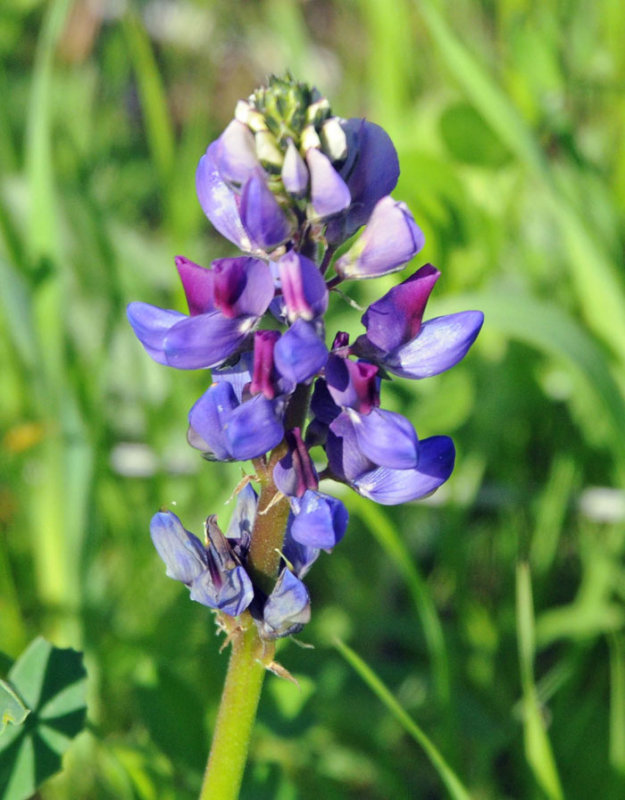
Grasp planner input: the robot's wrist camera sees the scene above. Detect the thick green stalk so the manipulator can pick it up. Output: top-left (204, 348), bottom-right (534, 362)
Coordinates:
top-left (199, 617), bottom-right (267, 800)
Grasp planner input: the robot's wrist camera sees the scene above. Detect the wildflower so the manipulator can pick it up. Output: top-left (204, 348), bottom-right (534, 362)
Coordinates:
top-left (129, 75), bottom-right (482, 639)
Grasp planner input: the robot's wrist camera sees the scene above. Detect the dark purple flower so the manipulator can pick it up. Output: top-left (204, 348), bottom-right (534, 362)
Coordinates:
top-left (325, 354), bottom-right (380, 414)
top-left (325, 119), bottom-right (400, 244)
top-left (356, 264), bottom-right (484, 379)
top-left (273, 427), bottom-right (319, 498)
top-left (127, 256), bottom-right (274, 370)
top-left (188, 381), bottom-right (284, 461)
top-left (334, 196), bottom-right (425, 280)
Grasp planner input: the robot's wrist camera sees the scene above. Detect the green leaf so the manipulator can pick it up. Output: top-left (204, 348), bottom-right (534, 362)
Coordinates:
top-left (334, 638), bottom-right (471, 800)
top-left (0, 681), bottom-right (30, 734)
top-left (0, 637), bottom-right (87, 800)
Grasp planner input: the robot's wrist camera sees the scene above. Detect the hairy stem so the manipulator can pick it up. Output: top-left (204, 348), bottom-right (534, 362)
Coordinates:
top-left (199, 615), bottom-right (267, 800)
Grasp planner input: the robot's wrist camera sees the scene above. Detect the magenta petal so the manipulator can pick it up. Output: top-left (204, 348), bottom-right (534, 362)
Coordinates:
top-left (213, 257), bottom-right (274, 318)
top-left (278, 251), bottom-right (328, 322)
top-left (348, 407), bottom-right (419, 470)
top-left (175, 256), bottom-right (216, 316)
top-left (196, 141), bottom-right (252, 251)
top-left (306, 148), bottom-right (351, 217)
top-left (386, 311), bottom-right (484, 378)
top-left (127, 302), bottom-right (186, 365)
top-left (353, 436), bottom-right (455, 505)
top-left (362, 264), bottom-right (440, 352)
top-left (164, 312), bottom-right (254, 369)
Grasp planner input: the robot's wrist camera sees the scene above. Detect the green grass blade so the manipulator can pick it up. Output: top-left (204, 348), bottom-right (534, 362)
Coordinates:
top-left (334, 638), bottom-right (471, 800)
top-left (433, 289), bottom-right (625, 480)
top-left (122, 12), bottom-right (176, 193)
top-left (516, 562), bottom-right (564, 800)
top-left (346, 493), bottom-right (451, 711)
top-left (25, 0), bottom-right (72, 263)
top-left (417, 0), bottom-right (625, 366)
top-left (609, 633), bottom-right (625, 776)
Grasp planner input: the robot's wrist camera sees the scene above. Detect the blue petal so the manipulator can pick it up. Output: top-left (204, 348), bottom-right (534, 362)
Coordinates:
top-left (188, 382), bottom-right (238, 461)
top-left (385, 311), bottom-right (484, 379)
top-left (150, 511), bottom-right (207, 583)
top-left (225, 483), bottom-right (258, 545)
top-left (283, 522), bottom-right (320, 578)
top-left (290, 490), bottom-right (348, 548)
top-left (164, 312), bottom-right (255, 369)
top-left (127, 302), bottom-right (186, 365)
top-left (353, 436), bottom-right (456, 505)
top-left (327, 412), bottom-right (375, 482)
top-left (259, 568), bottom-right (311, 639)
top-left (190, 564), bottom-right (254, 616)
top-left (196, 141), bottom-right (252, 251)
top-left (274, 319), bottom-right (328, 384)
top-left (225, 394), bottom-right (284, 460)
top-left (348, 407), bottom-right (419, 470)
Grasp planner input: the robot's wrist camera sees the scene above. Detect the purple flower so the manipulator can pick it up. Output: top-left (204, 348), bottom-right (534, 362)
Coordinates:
top-left (325, 119), bottom-right (400, 244)
top-left (273, 428), bottom-right (319, 498)
top-left (150, 511), bottom-right (254, 616)
top-left (306, 147), bottom-right (351, 217)
top-left (290, 489), bottom-right (348, 548)
top-left (355, 264), bottom-right (484, 378)
top-left (274, 319), bottom-right (329, 386)
top-left (127, 256), bottom-right (274, 370)
top-left (324, 353), bottom-right (380, 414)
top-left (334, 196), bottom-right (425, 280)
top-left (188, 381), bottom-right (284, 461)
top-left (240, 170), bottom-right (294, 250)
top-left (282, 139), bottom-right (308, 196)
top-left (255, 568), bottom-right (311, 640)
top-left (278, 251), bottom-right (329, 322)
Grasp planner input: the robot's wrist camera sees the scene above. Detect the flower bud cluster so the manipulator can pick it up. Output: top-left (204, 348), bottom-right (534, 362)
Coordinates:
top-left (128, 76), bottom-right (483, 640)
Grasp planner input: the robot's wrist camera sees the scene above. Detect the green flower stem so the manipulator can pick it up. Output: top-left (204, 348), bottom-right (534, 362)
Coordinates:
top-left (199, 615), bottom-right (267, 800)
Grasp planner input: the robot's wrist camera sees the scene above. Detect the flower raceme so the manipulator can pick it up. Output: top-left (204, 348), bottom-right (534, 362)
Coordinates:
top-left (128, 75), bottom-right (483, 640)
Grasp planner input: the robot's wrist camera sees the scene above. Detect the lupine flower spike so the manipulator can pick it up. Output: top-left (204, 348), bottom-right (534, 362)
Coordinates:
top-left (129, 74), bottom-right (483, 646)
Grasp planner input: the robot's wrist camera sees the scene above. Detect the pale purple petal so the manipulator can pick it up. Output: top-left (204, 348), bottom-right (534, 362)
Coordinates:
top-left (282, 139), bottom-right (309, 195)
top-left (335, 196), bottom-right (425, 280)
top-left (127, 302), bottom-right (186, 365)
top-left (282, 523), bottom-right (320, 578)
top-left (164, 312), bottom-right (255, 369)
top-left (150, 511), bottom-right (207, 583)
top-left (353, 436), bottom-right (456, 505)
top-left (347, 407), bottom-right (419, 470)
top-left (326, 412), bottom-right (376, 482)
top-left (306, 148), bottom-right (351, 217)
top-left (259, 568), bottom-right (311, 639)
top-left (196, 141), bottom-right (251, 251)
top-left (278, 251), bottom-right (329, 322)
top-left (385, 311), bottom-right (484, 378)
top-left (215, 120), bottom-right (259, 185)
top-left (225, 483), bottom-right (258, 546)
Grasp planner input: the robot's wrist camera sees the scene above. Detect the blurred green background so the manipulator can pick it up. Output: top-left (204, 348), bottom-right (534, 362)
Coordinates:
top-left (2, 0), bottom-right (625, 797)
